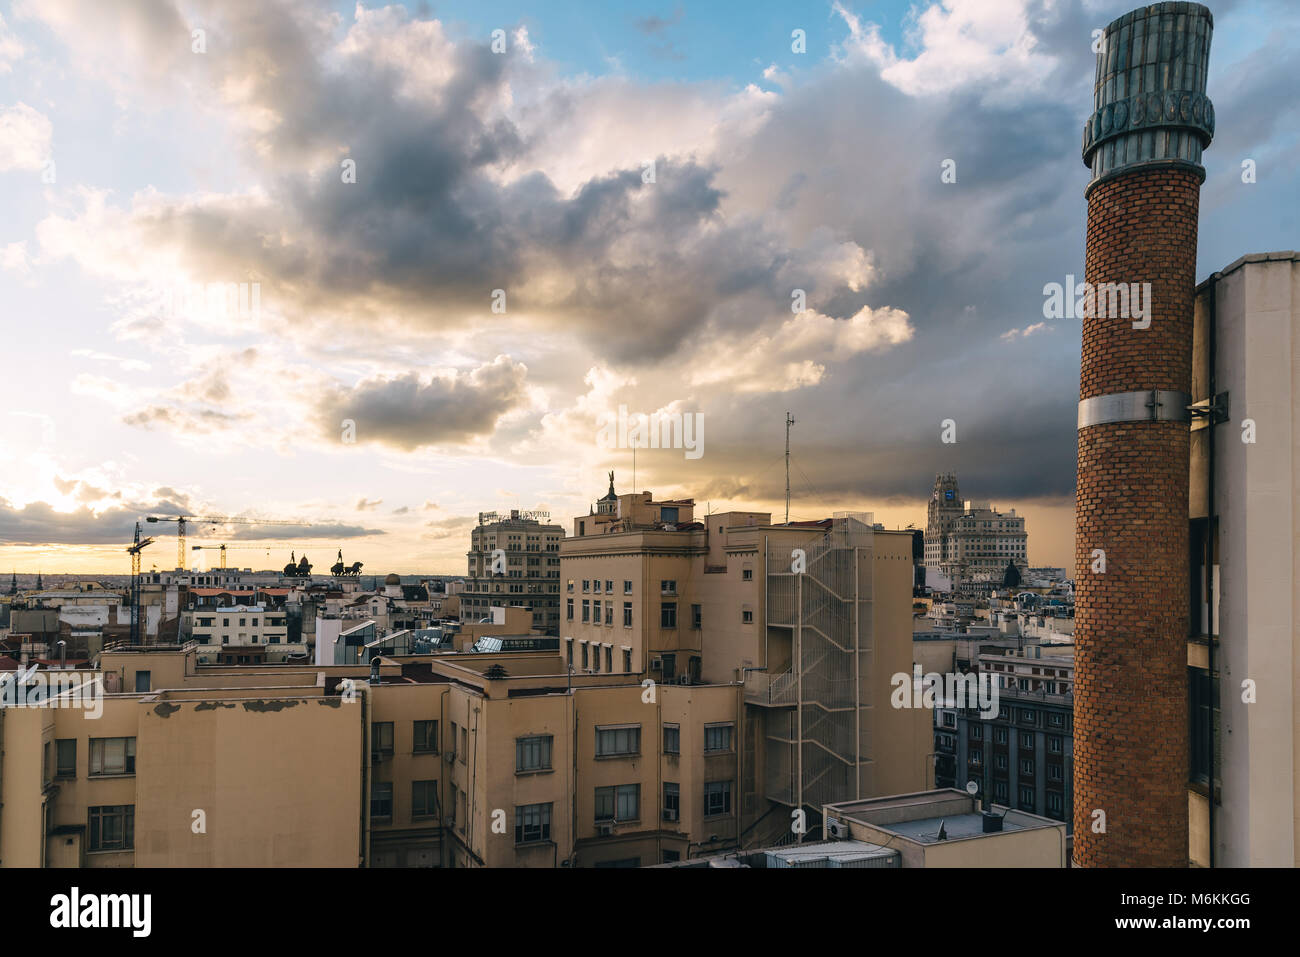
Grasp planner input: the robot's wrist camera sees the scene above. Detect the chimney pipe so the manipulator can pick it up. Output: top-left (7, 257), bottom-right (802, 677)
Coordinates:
top-left (1073, 2), bottom-right (1215, 867)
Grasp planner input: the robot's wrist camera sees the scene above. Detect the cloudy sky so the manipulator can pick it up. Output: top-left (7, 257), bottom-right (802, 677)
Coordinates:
top-left (0, 0), bottom-right (1295, 575)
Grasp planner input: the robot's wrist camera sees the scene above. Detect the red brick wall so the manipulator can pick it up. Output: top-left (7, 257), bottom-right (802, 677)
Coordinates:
top-left (1073, 166), bottom-right (1200, 867)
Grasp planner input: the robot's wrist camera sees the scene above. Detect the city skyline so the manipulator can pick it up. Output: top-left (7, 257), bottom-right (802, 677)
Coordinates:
top-left (2, 0), bottom-right (1296, 575)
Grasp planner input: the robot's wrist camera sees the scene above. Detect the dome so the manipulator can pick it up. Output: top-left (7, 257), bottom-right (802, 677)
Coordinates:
top-left (384, 573), bottom-right (401, 585)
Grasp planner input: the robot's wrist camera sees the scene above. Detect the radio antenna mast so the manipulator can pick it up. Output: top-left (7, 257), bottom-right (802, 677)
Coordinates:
top-left (785, 411), bottom-right (795, 524)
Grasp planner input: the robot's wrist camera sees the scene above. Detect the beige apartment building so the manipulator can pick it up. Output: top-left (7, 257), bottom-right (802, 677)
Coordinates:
top-left (0, 641), bottom-right (748, 867)
top-left (462, 510), bottom-right (564, 635)
top-left (560, 484), bottom-right (931, 842)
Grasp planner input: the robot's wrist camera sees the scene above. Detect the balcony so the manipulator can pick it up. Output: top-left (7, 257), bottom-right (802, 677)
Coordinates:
top-left (744, 670), bottom-right (797, 707)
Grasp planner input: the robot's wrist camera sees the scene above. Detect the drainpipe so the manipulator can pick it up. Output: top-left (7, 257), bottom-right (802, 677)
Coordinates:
top-left (1206, 273), bottom-right (1218, 868)
top-left (795, 571), bottom-right (803, 840)
top-left (469, 703), bottom-right (480, 867)
top-left (438, 687), bottom-right (449, 867)
top-left (853, 541), bottom-right (861, 799)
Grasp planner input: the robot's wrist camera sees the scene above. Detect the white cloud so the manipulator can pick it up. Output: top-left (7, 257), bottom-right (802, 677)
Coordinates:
top-left (1, 241), bottom-right (31, 275)
top-left (0, 13), bottom-right (24, 73)
top-left (1000, 321), bottom-right (1050, 341)
top-left (834, 0), bottom-right (1062, 103)
top-left (0, 103), bottom-right (52, 172)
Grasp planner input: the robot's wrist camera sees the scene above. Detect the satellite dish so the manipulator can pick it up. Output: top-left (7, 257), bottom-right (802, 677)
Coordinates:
top-left (965, 780), bottom-right (979, 796)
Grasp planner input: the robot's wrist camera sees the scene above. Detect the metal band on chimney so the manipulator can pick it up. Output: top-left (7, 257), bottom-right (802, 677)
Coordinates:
top-left (1077, 389), bottom-right (1192, 429)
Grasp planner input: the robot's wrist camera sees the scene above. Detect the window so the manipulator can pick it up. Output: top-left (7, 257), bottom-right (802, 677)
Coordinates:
top-left (460, 726), bottom-right (468, 763)
top-left (623, 602), bottom-right (632, 627)
top-left (692, 604), bottom-right (702, 628)
top-left (969, 725), bottom-right (982, 741)
top-left (704, 723), bottom-right (734, 753)
top-left (567, 598), bottom-right (574, 621)
top-left (595, 784), bottom-right (640, 822)
top-left (596, 724), bottom-right (640, 757)
top-left (1020, 758), bottom-right (1034, 774)
top-left (623, 580), bottom-right (632, 594)
top-left (372, 722), bottom-right (394, 756)
top-left (704, 780), bottom-right (733, 817)
top-left (742, 609), bottom-right (753, 624)
top-left (995, 754), bottom-right (1007, 770)
top-left (1020, 732), bottom-right (1034, 749)
top-left (55, 739), bottom-right (76, 778)
top-left (605, 604), bottom-right (613, 626)
top-left (594, 580), bottom-right (602, 594)
top-left (1019, 786), bottom-right (1035, 810)
top-left (969, 748), bottom-right (982, 765)
top-left (582, 580), bottom-right (590, 592)
top-left (567, 579), bottom-right (574, 593)
top-left (516, 735), bottom-right (553, 772)
top-left (623, 649), bottom-right (632, 672)
top-left (566, 639), bottom-right (574, 669)
top-left (1048, 735), bottom-right (1063, 754)
top-left (661, 580), bottom-right (677, 595)
top-left (663, 783), bottom-right (680, 822)
top-left (448, 782), bottom-right (458, 827)
top-left (412, 780), bottom-right (438, 819)
top-left (371, 781), bottom-right (393, 821)
top-left (1189, 666), bottom-right (1219, 785)
top-left (582, 600), bottom-right (590, 623)
top-left (994, 782), bottom-right (1008, 802)
top-left (89, 737), bottom-right (136, 776)
top-left (593, 600), bottom-right (602, 625)
top-left (1047, 793), bottom-right (1063, 816)
top-left (1048, 712), bottom-right (1066, 728)
top-left (581, 642), bottom-right (589, 670)
top-left (742, 568), bottom-right (753, 581)
top-left (134, 671), bottom-right (151, 693)
top-left (660, 602), bottom-right (677, 628)
top-left (663, 724), bottom-right (680, 754)
top-left (413, 720), bottom-right (438, 753)
top-left (1049, 764), bottom-right (1063, 782)
top-left (662, 850), bottom-right (680, 863)
top-left (942, 712), bottom-right (956, 728)
top-left (88, 805), bottom-right (134, 852)
top-left (515, 802), bottom-right (552, 844)
top-left (605, 581), bottom-right (614, 593)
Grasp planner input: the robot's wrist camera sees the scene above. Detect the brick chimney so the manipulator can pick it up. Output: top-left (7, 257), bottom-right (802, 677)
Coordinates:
top-left (1073, 2), bottom-right (1216, 867)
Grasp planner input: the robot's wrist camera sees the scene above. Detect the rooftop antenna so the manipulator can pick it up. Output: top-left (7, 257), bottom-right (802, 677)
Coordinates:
top-left (784, 412), bottom-right (795, 524)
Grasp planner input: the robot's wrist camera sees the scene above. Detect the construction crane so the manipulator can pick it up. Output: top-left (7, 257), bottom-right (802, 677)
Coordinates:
top-left (191, 543), bottom-right (333, 570)
top-left (126, 522), bottom-right (155, 644)
top-left (145, 514), bottom-right (312, 570)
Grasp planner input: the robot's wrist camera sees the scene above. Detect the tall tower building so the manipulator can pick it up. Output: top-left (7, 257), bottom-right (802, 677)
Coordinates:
top-left (1073, 3), bottom-right (1216, 867)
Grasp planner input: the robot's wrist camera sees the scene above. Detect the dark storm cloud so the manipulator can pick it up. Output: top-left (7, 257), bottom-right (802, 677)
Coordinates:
top-left (0, 501), bottom-right (144, 545)
top-left (317, 355), bottom-right (529, 451)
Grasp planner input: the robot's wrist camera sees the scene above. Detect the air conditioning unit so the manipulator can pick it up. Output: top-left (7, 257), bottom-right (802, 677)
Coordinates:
top-left (650, 656), bottom-right (663, 671)
top-left (826, 817), bottom-right (849, 840)
top-left (596, 823), bottom-right (614, 836)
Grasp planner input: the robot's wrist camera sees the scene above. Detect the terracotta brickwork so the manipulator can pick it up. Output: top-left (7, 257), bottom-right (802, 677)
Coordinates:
top-left (1072, 165), bottom-right (1201, 867)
